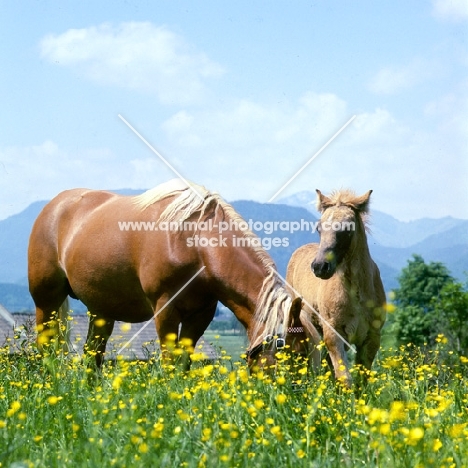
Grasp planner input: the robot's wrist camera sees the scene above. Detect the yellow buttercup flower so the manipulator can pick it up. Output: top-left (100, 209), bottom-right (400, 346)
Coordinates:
top-left (7, 401), bottom-right (21, 417)
top-left (433, 439), bottom-right (443, 452)
top-left (276, 394), bottom-right (287, 404)
top-left (297, 449), bottom-right (306, 459)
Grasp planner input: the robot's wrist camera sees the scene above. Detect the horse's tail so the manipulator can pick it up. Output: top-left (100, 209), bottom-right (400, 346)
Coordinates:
top-left (57, 297), bottom-right (71, 353)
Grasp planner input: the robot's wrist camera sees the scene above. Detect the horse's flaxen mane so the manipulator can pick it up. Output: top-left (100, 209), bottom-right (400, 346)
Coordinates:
top-left (133, 179), bottom-right (201, 210)
top-left (250, 269), bottom-right (293, 343)
top-left (133, 179), bottom-right (292, 342)
top-left (140, 180), bottom-right (275, 271)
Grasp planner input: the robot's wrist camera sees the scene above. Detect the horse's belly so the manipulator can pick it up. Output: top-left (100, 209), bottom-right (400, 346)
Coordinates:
top-left (68, 271), bottom-right (154, 323)
top-left (83, 294), bottom-right (154, 323)
top-left (103, 306), bottom-right (154, 323)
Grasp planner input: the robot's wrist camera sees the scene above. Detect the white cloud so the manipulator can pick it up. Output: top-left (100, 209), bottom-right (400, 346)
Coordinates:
top-left (158, 94), bottom-right (363, 197)
top-left (425, 80), bottom-right (468, 137)
top-left (159, 92), bottom-right (351, 197)
top-left (368, 58), bottom-right (438, 94)
top-left (432, 0), bottom-right (468, 22)
top-left (40, 22), bottom-right (225, 105)
top-left (159, 92), bottom-right (468, 220)
top-left (162, 92), bottom-right (348, 151)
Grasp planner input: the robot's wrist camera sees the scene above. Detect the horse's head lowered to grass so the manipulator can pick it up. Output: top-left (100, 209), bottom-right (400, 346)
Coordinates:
top-left (311, 189), bottom-right (372, 280)
top-left (245, 296), bottom-right (312, 371)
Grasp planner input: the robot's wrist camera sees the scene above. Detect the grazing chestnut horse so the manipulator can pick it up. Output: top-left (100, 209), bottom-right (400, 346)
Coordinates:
top-left (286, 189), bottom-right (386, 387)
top-left (28, 179), bottom-right (316, 369)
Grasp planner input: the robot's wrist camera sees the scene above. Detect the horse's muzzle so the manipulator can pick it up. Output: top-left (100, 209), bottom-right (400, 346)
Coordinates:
top-left (311, 260), bottom-right (335, 279)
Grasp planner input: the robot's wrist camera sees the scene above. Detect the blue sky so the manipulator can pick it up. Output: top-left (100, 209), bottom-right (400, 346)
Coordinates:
top-left (1, 0), bottom-right (467, 221)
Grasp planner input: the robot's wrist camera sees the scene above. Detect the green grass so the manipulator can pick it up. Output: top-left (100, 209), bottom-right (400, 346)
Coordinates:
top-left (0, 335), bottom-right (467, 468)
top-left (202, 331), bottom-right (247, 364)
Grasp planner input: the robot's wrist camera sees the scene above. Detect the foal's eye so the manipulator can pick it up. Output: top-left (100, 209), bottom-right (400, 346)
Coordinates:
top-left (337, 229), bottom-right (353, 241)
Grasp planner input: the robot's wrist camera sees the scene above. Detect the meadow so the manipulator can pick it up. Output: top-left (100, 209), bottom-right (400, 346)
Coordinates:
top-left (0, 332), bottom-right (467, 468)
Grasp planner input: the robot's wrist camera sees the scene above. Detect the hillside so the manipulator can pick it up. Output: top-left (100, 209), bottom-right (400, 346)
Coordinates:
top-left (366, 220), bottom-right (468, 278)
top-left (0, 201), bottom-right (49, 284)
top-left (231, 200), bottom-right (320, 275)
top-left (0, 189), bottom-right (145, 284)
top-left (0, 283), bottom-right (35, 312)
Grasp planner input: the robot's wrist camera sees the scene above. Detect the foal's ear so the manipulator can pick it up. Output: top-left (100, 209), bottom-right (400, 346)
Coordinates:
top-left (290, 297), bottom-right (303, 324)
top-left (316, 189), bottom-right (333, 212)
top-left (353, 190), bottom-right (373, 213)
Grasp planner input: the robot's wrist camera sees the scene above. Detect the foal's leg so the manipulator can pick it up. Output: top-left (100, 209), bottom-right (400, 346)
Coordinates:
top-left (323, 327), bottom-right (352, 388)
top-left (355, 330), bottom-right (381, 387)
top-left (84, 314), bottom-right (115, 369)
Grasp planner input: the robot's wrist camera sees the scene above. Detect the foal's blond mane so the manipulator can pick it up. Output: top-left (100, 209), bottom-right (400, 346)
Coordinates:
top-left (133, 180), bottom-right (293, 341)
top-left (320, 188), bottom-right (365, 207)
top-left (317, 188), bottom-right (371, 231)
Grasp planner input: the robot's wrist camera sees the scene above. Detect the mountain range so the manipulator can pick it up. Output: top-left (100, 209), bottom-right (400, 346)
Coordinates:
top-left (0, 189), bottom-right (466, 312)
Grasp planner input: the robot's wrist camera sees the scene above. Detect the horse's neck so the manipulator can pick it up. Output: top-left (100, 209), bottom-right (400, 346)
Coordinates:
top-left (207, 249), bottom-right (288, 344)
top-left (205, 246), bottom-right (271, 340)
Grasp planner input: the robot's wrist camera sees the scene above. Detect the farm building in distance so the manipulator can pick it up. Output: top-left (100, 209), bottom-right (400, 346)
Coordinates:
top-left (0, 304), bottom-right (217, 361)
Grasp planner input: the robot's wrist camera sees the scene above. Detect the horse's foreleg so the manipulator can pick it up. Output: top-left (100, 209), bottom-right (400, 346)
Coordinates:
top-left (154, 299), bottom-right (182, 368)
top-left (323, 328), bottom-right (352, 388)
top-left (355, 331), bottom-right (381, 387)
top-left (84, 314), bottom-right (115, 369)
top-left (179, 302), bottom-right (217, 370)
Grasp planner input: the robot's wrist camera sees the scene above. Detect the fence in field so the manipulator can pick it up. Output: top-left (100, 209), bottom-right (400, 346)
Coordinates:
top-left (0, 308), bottom-right (218, 361)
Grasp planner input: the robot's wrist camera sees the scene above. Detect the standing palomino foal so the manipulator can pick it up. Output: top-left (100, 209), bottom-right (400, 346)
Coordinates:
top-left (286, 189), bottom-right (386, 388)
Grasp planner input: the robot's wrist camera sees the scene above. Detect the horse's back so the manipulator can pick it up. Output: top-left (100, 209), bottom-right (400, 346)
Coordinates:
top-left (30, 188), bottom-right (116, 248)
top-left (28, 189), bottom-right (118, 285)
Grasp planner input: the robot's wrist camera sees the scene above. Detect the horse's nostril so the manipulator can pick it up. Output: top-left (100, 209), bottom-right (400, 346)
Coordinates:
top-left (311, 260), bottom-right (334, 279)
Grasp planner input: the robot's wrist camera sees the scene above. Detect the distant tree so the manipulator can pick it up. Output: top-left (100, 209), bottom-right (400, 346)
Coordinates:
top-left (394, 254), bottom-right (453, 310)
top-left (392, 254), bottom-right (453, 347)
top-left (392, 305), bottom-right (437, 347)
top-left (432, 282), bottom-right (468, 356)
top-left (208, 320), bottom-right (229, 332)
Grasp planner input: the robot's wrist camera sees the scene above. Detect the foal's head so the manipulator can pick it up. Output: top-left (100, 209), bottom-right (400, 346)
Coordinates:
top-left (311, 189), bottom-right (372, 279)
